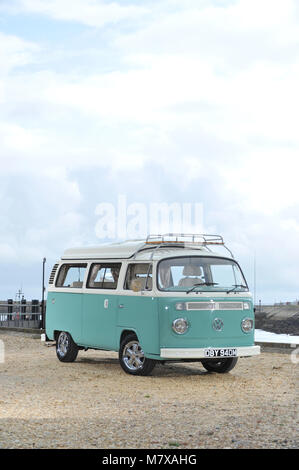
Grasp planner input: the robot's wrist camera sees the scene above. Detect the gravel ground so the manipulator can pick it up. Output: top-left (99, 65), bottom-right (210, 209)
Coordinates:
top-left (0, 331), bottom-right (298, 449)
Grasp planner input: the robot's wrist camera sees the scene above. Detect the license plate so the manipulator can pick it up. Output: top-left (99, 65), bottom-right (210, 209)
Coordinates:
top-left (204, 348), bottom-right (237, 358)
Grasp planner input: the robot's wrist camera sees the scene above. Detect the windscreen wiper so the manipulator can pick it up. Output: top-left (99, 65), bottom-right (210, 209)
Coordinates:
top-left (226, 284), bottom-right (248, 294)
top-left (186, 282), bottom-right (218, 294)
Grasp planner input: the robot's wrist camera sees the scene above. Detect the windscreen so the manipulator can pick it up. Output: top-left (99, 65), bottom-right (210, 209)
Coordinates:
top-left (157, 256), bottom-right (248, 292)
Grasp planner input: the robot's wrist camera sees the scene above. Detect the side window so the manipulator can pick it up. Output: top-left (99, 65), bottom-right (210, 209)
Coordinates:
top-left (87, 263), bottom-right (121, 289)
top-left (124, 263), bottom-right (152, 291)
top-left (56, 264), bottom-right (87, 288)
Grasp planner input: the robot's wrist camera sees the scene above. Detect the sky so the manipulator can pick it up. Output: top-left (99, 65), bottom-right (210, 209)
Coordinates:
top-left (0, 0), bottom-right (299, 303)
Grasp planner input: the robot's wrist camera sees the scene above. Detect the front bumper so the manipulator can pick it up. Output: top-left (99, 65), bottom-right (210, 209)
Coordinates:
top-left (160, 345), bottom-right (260, 359)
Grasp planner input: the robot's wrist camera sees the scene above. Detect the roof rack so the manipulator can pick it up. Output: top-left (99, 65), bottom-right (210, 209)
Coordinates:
top-left (132, 233), bottom-right (234, 259)
top-left (146, 233), bottom-right (224, 245)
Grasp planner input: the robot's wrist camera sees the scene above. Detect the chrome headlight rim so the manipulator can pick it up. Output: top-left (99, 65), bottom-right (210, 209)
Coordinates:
top-left (172, 317), bottom-right (189, 335)
top-left (241, 317), bottom-right (254, 333)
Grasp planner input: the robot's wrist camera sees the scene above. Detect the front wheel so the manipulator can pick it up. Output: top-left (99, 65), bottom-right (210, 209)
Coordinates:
top-left (56, 331), bottom-right (79, 363)
top-left (119, 333), bottom-right (156, 376)
top-left (201, 357), bottom-right (238, 373)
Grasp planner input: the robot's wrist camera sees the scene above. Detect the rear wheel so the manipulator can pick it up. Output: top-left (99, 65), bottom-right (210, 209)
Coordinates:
top-left (201, 357), bottom-right (238, 373)
top-left (56, 331), bottom-right (78, 363)
top-left (119, 333), bottom-right (156, 376)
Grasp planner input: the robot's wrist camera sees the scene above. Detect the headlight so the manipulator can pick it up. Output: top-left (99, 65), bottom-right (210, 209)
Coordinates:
top-left (172, 318), bottom-right (189, 334)
top-left (175, 302), bottom-right (187, 311)
top-left (241, 318), bottom-right (253, 333)
top-left (243, 302), bottom-right (251, 310)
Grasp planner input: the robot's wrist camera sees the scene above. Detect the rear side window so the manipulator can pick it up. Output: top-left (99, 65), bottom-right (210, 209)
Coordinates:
top-left (87, 263), bottom-right (121, 289)
top-left (56, 264), bottom-right (87, 288)
top-left (124, 263), bottom-right (153, 291)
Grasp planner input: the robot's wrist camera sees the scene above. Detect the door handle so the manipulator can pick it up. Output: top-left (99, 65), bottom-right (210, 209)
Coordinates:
top-left (118, 304), bottom-right (125, 309)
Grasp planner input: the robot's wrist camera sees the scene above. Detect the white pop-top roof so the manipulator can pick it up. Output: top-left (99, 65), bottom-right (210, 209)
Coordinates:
top-left (61, 234), bottom-right (234, 261)
top-left (62, 240), bottom-right (147, 260)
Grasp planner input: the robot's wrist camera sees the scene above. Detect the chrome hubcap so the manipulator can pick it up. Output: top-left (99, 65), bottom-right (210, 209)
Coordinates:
top-left (57, 332), bottom-right (69, 357)
top-left (123, 341), bottom-right (145, 371)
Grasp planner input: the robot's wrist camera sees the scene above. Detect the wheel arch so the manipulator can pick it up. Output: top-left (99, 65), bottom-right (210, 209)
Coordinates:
top-left (53, 330), bottom-right (61, 341)
top-left (54, 329), bottom-right (75, 343)
top-left (119, 328), bottom-right (139, 347)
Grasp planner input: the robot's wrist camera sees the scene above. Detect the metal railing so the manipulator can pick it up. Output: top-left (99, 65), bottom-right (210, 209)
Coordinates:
top-left (0, 301), bottom-right (43, 329)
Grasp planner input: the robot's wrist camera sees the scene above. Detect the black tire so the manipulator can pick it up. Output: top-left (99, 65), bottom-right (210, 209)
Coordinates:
top-left (201, 357), bottom-right (238, 373)
top-left (56, 331), bottom-right (79, 363)
top-left (119, 333), bottom-right (156, 376)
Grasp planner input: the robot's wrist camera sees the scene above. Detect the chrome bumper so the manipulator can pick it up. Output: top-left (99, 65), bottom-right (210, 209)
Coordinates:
top-left (160, 345), bottom-right (260, 359)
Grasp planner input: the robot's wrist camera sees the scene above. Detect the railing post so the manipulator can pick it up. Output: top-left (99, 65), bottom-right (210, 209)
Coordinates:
top-left (42, 257), bottom-right (46, 330)
top-left (7, 299), bottom-right (13, 321)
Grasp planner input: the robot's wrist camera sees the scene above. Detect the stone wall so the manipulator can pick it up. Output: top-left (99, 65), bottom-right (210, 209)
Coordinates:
top-left (255, 305), bottom-right (299, 335)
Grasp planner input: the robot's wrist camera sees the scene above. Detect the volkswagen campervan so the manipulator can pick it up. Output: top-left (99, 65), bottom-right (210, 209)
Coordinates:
top-left (46, 234), bottom-right (260, 375)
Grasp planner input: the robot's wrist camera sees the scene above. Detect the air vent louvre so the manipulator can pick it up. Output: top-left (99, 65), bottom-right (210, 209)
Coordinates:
top-left (187, 302), bottom-right (215, 310)
top-left (49, 264), bottom-right (59, 284)
top-left (187, 302), bottom-right (243, 311)
top-left (218, 302), bottom-right (243, 310)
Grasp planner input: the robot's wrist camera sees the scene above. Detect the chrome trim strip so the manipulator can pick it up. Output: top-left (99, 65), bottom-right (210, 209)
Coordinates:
top-left (186, 301), bottom-right (244, 310)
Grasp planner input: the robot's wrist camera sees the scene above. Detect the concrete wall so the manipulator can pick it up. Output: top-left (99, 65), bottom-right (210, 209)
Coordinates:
top-left (255, 305), bottom-right (299, 335)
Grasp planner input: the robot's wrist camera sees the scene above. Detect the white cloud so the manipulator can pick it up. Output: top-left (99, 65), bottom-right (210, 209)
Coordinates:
top-left (5, 0), bottom-right (149, 27)
top-left (1, 0), bottom-right (299, 301)
top-left (281, 218), bottom-right (299, 233)
top-left (115, 0), bottom-right (299, 59)
top-left (0, 31), bottom-right (40, 74)
top-left (0, 165), bottom-right (84, 265)
top-left (0, 243), bottom-right (18, 261)
top-left (0, 122), bottom-right (46, 152)
top-left (219, 148), bottom-right (299, 215)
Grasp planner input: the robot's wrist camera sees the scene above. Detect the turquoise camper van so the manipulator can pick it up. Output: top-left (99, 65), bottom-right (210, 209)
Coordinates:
top-left (46, 234), bottom-right (260, 376)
